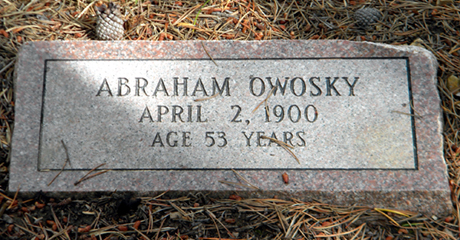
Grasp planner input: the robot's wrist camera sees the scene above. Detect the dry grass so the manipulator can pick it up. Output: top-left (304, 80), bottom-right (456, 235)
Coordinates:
top-left (1, 0), bottom-right (460, 239)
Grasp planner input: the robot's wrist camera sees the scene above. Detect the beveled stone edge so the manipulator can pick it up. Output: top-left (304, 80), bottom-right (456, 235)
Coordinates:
top-left (10, 189), bottom-right (452, 216)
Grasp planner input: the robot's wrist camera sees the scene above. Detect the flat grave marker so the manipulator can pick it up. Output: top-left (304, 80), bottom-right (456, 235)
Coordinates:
top-left (11, 40), bottom-right (451, 214)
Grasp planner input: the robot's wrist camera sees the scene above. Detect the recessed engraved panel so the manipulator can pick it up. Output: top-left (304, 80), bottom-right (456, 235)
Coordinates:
top-left (39, 58), bottom-right (415, 170)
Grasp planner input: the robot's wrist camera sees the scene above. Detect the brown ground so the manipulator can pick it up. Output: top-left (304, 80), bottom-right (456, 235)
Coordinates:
top-left (1, 0), bottom-right (460, 239)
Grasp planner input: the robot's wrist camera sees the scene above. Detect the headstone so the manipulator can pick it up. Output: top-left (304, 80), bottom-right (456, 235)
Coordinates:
top-left (11, 40), bottom-right (451, 215)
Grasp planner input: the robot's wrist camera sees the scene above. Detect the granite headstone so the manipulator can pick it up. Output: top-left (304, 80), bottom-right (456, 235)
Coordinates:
top-left (11, 40), bottom-right (451, 215)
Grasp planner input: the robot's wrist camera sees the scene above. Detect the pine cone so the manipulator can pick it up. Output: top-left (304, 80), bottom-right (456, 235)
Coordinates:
top-left (96, 3), bottom-right (124, 40)
top-left (354, 7), bottom-right (382, 28)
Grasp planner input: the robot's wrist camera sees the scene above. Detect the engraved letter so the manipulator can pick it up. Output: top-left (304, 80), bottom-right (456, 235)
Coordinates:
top-left (283, 132), bottom-right (294, 146)
top-left (172, 105), bottom-right (184, 122)
top-left (212, 77), bottom-right (231, 96)
top-left (187, 105), bottom-right (193, 122)
top-left (135, 77), bottom-right (149, 96)
top-left (174, 77), bottom-right (188, 96)
top-left (290, 77), bottom-right (306, 96)
top-left (249, 77), bottom-right (265, 97)
top-left (118, 77), bottom-right (131, 96)
top-left (139, 107), bottom-right (154, 122)
top-left (196, 105), bottom-right (208, 122)
top-left (192, 78), bottom-right (209, 96)
top-left (242, 131), bottom-right (254, 146)
top-left (309, 77), bottom-right (322, 96)
top-left (343, 77), bottom-right (359, 96)
top-left (182, 132), bottom-right (191, 147)
top-left (151, 133), bottom-right (164, 147)
top-left (153, 78), bottom-right (169, 96)
top-left (325, 77), bottom-right (341, 96)
top-left (267, 77), bottom-right (289, 96)
top-left (166, 132), bottom-right (178, 147)
top-left (268, 132), bottom-right (278, 147)
top-left (296, 131), bottom-right (306, 147)
top-left (96, 78), bottom-right (113, 96)
top-left (157, 105), bottom-right (169, 122)
top-left (256, 131), bottom-right (266, 147)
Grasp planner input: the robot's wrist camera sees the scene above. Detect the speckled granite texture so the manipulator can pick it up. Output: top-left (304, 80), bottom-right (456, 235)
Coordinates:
top-left (11, 40), bottom-right (451, 215)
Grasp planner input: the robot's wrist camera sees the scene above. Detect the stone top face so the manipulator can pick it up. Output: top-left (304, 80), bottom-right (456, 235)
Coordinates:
top-left (11, 40), bottom-right (450, 214)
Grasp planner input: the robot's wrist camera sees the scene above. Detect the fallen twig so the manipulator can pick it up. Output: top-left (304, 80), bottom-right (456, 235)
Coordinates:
top-left (194, 92), bottom-right (220, 102)
top-left (48, 140), bottom-right (71, 186)
top-left (252, 87), bottom-right (275, 113)
top-left (261, 136), bottom-right (300, 164)
top-left (201, 42), bottom-right (218, 66)
top-left (74, 163), bottom-right (107, 186)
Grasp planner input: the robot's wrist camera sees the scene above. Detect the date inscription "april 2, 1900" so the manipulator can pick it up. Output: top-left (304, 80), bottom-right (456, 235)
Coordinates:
top-left (39, 58), bottom-right (415, 171)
